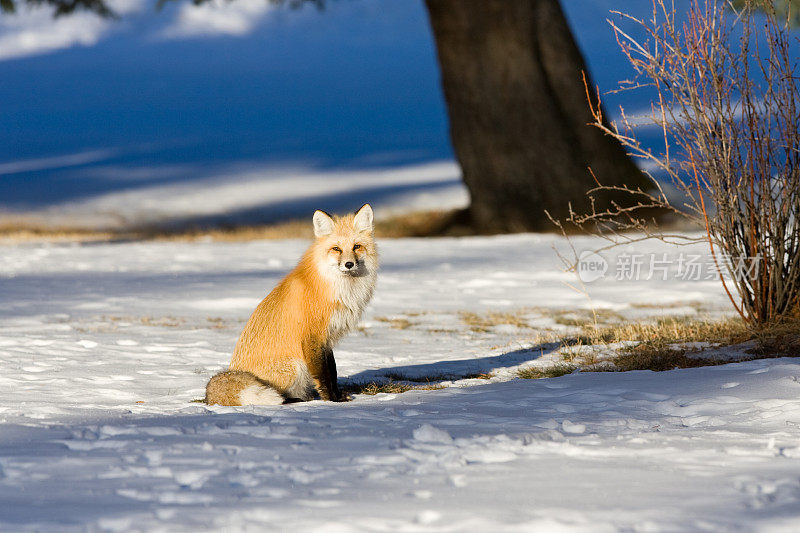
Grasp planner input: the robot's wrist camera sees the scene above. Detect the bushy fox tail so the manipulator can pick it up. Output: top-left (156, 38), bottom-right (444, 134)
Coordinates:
top-left (205, 370), bottom-right (285, 406)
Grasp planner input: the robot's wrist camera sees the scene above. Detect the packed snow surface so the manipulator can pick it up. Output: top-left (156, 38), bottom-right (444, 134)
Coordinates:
top-left (2, 233), bottom-right (799, 532)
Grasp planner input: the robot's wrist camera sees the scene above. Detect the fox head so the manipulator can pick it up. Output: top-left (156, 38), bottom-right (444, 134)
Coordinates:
top-left (312, 204), bottom-right (378, 279)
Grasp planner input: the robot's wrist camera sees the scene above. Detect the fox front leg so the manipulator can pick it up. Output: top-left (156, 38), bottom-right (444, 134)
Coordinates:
top-left (308, 344), bottom-right (337, 401)
top-left (324, 347), bottom-right (350, 402)
top-left (311, 348), bottom-right (349, 402)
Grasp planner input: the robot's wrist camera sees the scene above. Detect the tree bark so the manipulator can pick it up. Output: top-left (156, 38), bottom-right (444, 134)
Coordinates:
top-left (424, 0), bottom-right (652, 233)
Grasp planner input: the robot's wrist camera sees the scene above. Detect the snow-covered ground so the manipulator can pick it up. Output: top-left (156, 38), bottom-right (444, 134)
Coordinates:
top-left (2, 232), bottom-right (800, 531)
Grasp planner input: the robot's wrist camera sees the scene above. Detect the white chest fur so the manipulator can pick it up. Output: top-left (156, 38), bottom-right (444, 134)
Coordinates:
top-left (327, 272), bottom-right (376, 343)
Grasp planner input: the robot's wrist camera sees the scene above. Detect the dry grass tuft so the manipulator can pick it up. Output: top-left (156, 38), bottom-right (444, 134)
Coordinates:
top-left (560, 316), bottom-right (750, 372)
top-left (0, 223), bottom-right (114, 243)
top-left (558, 316), bottom-right (799, 373)
top-left (518, 364), bottom-right (578, 379)
top-left (515, 316), bottom-right (799, 381)
top-left (628, 300), bottom-right (706, 311)
top-left (375, 317), bottom-right (416, 330)
top-left (551, 308), bottom-right (625, 327)
top-left (748, 320), bottom-right (800, 358)
top-left (570, 316), bottom-right (752, 349)
top-left (463, 372), bottom-right (494, 380)
top-left (205, 317), bottom-right (232, 329)
top-left (138, 315), bottom-right (186, 328)
top-left (342, 380), bottom-right (445, 396)
top-left (75, 315), bottom-right (238, 333)
top-left (459, 310), bottom-right (535, 332)
top-left (610, 350), bottom-right (733, 372)
top-left (457, 307), bottom-right (628, 336)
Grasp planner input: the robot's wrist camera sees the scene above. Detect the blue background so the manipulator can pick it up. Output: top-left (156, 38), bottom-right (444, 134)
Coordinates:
top-left (0, 0), bottom-right (701, 210)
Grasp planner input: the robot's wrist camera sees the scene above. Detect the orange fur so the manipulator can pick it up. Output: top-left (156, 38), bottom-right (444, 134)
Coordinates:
top-left (206, 204), bottom-right (378, 406)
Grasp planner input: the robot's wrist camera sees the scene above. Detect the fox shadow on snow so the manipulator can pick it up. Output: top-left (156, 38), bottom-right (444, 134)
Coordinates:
top-left (342, 342), bottom-right (561, 384)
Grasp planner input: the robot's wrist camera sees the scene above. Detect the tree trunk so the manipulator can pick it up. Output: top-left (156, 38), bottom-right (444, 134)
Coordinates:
top-left (424, 0), bottom-right (652, 233)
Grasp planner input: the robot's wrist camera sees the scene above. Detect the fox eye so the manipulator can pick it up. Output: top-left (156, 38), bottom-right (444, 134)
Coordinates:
top-left (353, 244), bottom-right (362, 251)
top-left (331, 246), bottom-right (342, 253)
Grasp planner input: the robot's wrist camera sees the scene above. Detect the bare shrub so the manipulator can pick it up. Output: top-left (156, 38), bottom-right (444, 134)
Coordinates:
top-left (562, 0), bottom-right (800, 326)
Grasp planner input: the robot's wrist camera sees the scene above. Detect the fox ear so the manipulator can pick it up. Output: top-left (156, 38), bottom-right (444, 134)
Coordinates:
top-left (313, 210), bottom-right (334, 237)
top-left (354, 203), bottom-right (374, 233)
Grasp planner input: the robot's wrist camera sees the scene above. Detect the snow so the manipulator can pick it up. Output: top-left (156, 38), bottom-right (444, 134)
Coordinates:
top-left (0, 161), bottom-right (467, 232)
top-left (1, 232), bottom-right (799, 531)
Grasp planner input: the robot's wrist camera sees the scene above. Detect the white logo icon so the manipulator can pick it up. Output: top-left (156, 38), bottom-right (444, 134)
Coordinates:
top-left (577, 251), bottom-right (608, 283)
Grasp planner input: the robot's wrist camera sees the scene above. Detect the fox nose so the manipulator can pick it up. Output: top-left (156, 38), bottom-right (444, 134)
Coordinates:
top-left (344, 261), bottom-right (354, 269)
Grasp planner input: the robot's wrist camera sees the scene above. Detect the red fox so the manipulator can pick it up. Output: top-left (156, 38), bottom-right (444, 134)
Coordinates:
top-left (205, 204), bottom-right (377, 406)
